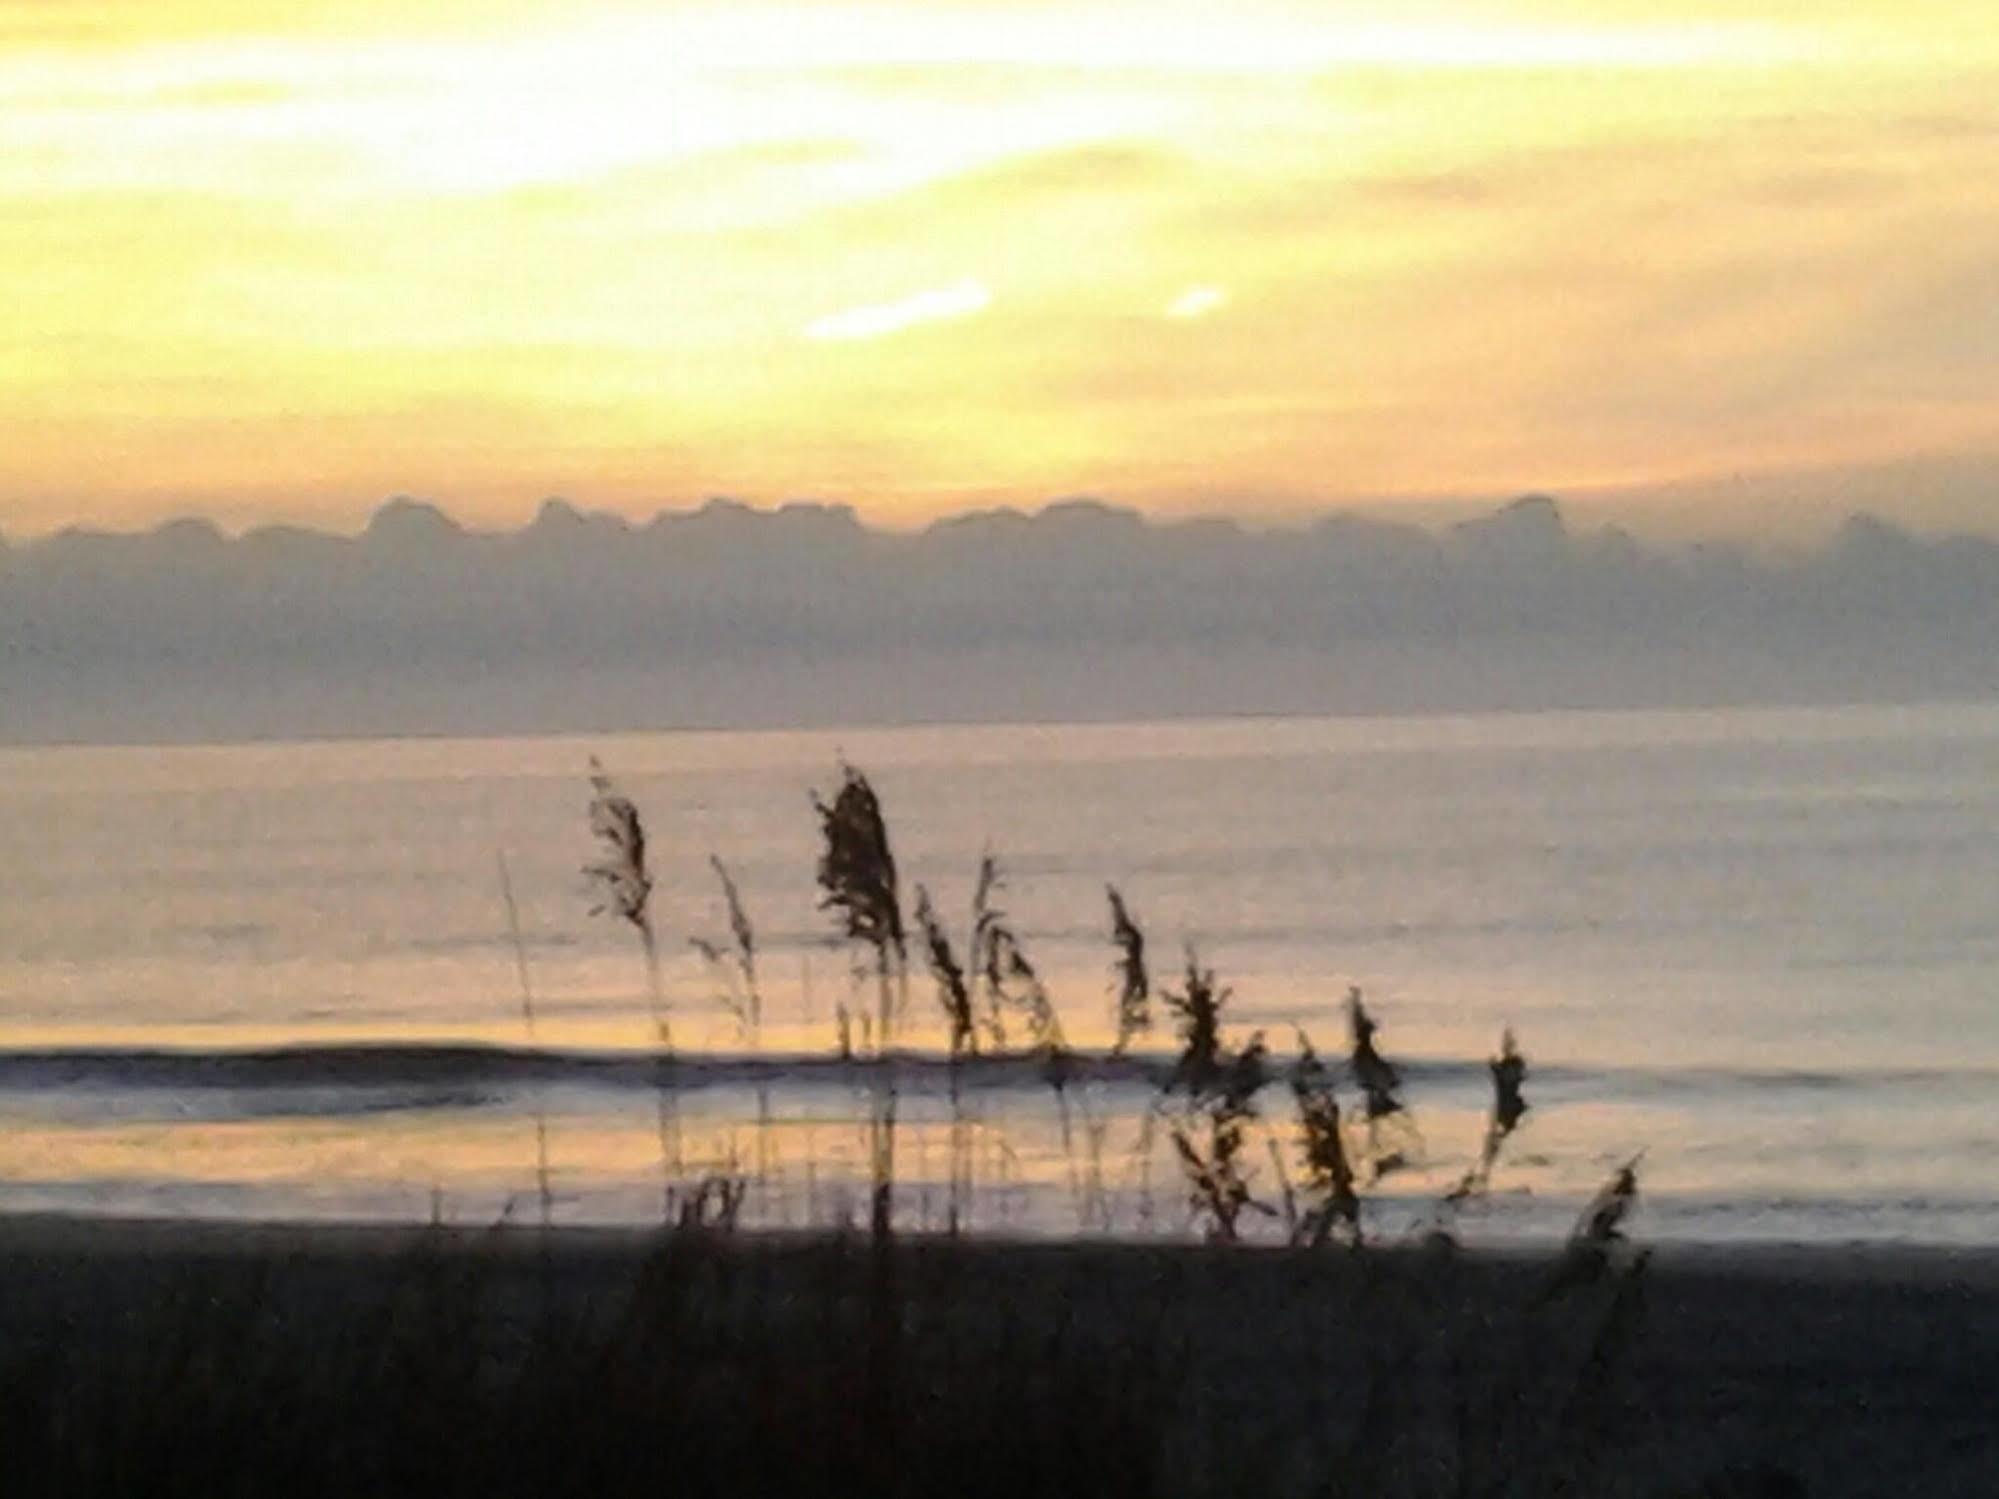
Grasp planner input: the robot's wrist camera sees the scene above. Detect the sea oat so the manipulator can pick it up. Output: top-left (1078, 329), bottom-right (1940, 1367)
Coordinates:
top-left (812, 762), bottom-right (905, 1240)
top-left (1447, 1027), bottom-right (1530, 1203)
top-left (1107, 884), bottom-right (1151, 1054)
top-left (1163, 950), bottom-right (1229, 1097)
top-left (1290, 1028), bottom-right (1361, 1246)
top-left (583, 759), bottom-right (677, 1190)
top-left (967, 876), bottom-right (1088, 1222)
top-left (1346, 986), bottom-right (1421, 1182)
top-left (915, 884), bottom-right (975, 1058)
top-left (1169, 1030), bottom-right (1271, 1243)
top-left (915, 883), bottom-right (976, 1234)
top-left (496, 851), bottom-right (554, 1235)
top-left (812, 761), bottom-right (905, 975)
top-left (712, 854), bottom-right (761, 1030)
top-left (584, 757), bottom-right (662, 1032)
top-left (1544, 1155), bottom-right (1644, 1299)
top-left (1161, 949), bottom-right (1271, 1241)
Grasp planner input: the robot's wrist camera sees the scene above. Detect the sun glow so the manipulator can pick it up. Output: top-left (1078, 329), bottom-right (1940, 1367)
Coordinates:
top-left (1, 0), bottom-right (1994, 532)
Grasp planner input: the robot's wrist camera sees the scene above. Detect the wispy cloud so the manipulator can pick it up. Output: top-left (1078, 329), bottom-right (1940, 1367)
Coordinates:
top-left (804, 277), bottom-right (991, 340)
top-left (1165, 284), bottom-right (1228, 319)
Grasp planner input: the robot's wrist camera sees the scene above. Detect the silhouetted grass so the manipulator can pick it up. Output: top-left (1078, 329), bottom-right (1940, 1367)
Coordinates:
top-left (914, 884), bottom-right (975, 1059)
top-left (1544, 1156), bottom-right (1646, 1301)
top-left (970, 848), bottom-right (1008, 1050)
top-left (813, 761), bottom-right (905, 1245)
top-left (692, 853), bottom-right (762, 1036)
top-left (1445, 1028), bottom-right (1530, 1211)
top-left (495, 850), bottom-right (554, 1236)
top-left (1107, 883), bottom-right (1151, 1054)
top-left (7, 751), bottom-right (1773, 1496)
top-left (584, 758), bottom-right (678, 1192)
top-left (1162, 951), bottom-right (1273, 1243)
top-left (914, 883), bottom-right (977, 1232)
top-left (1347, 986), bottom-right (1423, 1183)
top-left (1288, 1027), bottom-right (1361, 1247)
top-left (694, 853), bottom-right (773, 1209)
top-left (584, 757), bottom-right (660, 1033)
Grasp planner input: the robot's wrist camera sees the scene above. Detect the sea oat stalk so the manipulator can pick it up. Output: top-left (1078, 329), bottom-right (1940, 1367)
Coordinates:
top-left (496, 851), bottom-right (553, 1236)
top-left (915, 885), bottom-right (976, 1233)
top-left (812, 762), bottom-right (905, 1241)
top-left (582, 758), bottom-right (678, 1193)
top-left (1447, 1027), bottom-right (1530, 1204)
top-left (1346, 986), bottom-right (1421, 1182)
top-left (970, 852), bottom-right (1094, 1227)
top-left (692, 854), bottom-right (770, 1217)
top-left (1290, 1027), bottom-right (1361, 1246)
top-left (1107, 885), bottom-right (1151, 1055)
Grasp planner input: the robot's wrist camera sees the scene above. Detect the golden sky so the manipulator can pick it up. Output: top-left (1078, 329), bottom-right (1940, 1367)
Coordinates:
top-left (3, 0), bottom-right (1996, 532)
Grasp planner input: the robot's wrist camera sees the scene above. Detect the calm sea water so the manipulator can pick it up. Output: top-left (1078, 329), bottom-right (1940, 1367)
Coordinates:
top-left (2, 703), bottom-right (1996, 1244)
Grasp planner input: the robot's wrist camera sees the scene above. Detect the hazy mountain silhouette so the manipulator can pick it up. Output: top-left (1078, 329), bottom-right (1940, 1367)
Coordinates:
top-left (3, 495), bottom-right (1994, 743)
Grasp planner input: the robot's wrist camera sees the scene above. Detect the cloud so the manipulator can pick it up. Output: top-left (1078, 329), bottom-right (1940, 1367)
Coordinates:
top-left (1165, 284), bottom-right (1228, 319)
top-left (6, 492), bottom-right (1997, 744)
top-left (803, 277), bottom-right (992, 341)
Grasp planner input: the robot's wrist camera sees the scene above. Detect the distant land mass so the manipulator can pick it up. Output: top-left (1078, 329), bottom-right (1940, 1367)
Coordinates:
top-left (3, 494), bottom-right (1995, 744)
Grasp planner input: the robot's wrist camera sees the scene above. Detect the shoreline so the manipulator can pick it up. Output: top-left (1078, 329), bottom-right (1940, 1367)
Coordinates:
top-left (10, 1208), bottom-right (1999, 1271)
top-left (8, 1206), bottom-right (1999, 1270)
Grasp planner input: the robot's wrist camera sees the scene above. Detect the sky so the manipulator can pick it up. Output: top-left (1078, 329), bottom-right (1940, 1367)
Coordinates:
top-left (3, 0), bottom-right (1996, 536)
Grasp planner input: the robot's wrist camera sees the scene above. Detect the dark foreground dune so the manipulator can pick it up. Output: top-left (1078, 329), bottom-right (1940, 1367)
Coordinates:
top-left (0, 1215), bottom-right (1994, 1498)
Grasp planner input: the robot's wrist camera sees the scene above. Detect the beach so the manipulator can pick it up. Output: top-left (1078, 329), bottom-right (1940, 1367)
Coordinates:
top-left (2, 1213), bottom-right (1993, 1497)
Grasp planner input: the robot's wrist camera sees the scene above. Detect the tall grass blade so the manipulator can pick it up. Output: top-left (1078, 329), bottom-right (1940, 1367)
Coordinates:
top-left (915, 884), bottom-right (976, 1232)
top-left (1107, 884), bottom-right (1151, 1055)
top-left (583, 758), bottom-right (677, 1195)
top-left (813, 761), bottom-right (905, 1242)
top-left (496, 851), bottom-right (554, 1237)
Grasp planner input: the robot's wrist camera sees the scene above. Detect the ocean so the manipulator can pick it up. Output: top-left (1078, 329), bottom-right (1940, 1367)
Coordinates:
top-left (2, 702), bottom-right (1996, 1244)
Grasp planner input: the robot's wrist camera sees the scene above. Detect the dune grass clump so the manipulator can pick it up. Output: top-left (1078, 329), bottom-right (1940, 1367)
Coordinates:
top-left (1288, 1028), bottom-right (1362, 1247)
top-left (1165, 951), bottom-right (1229, 1095)
top-left (1162, 951), bottom-right (1271, 1242)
